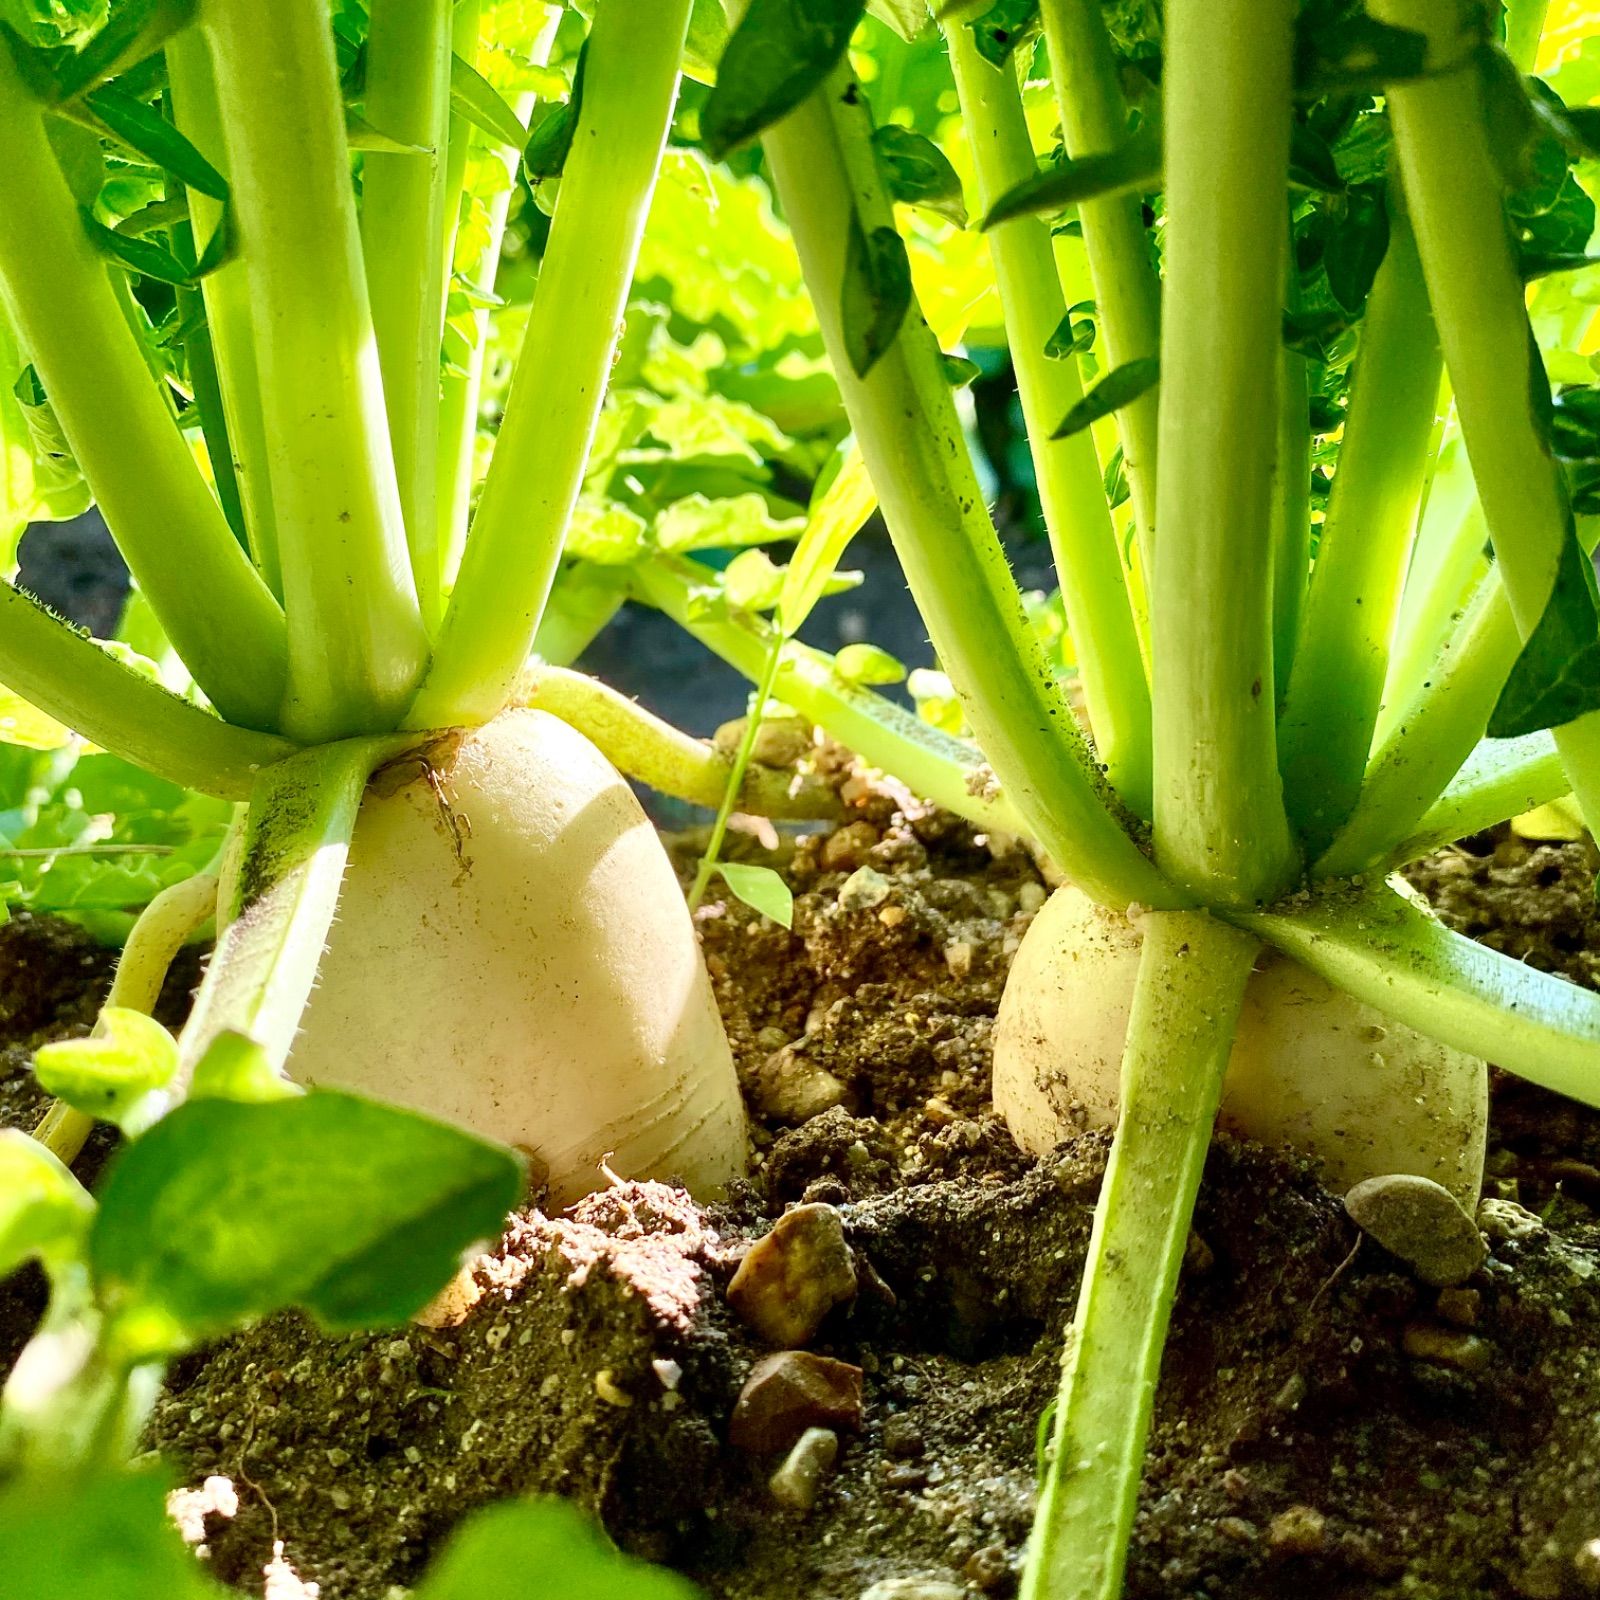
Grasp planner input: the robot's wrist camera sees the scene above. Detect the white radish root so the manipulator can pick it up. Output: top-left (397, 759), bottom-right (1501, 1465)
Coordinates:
top-left (993, 885), bottom-right (1486, 1205)
top-left (287, 709), bottom-right (747, 1206)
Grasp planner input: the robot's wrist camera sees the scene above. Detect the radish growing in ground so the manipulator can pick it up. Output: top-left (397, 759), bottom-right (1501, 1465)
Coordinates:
top-left (694, 0), bottom-right (1600, 1594)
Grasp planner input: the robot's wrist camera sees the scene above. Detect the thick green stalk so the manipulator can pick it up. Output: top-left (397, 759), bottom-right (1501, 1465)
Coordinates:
top-left (946, 22), bottom-right (1153, 818)
top-left (166, 29), bottom-right (282, 597)
top-left (180, 735), bottom-right (407, 1087)
top-left (1278, 210), bottom-right (1443, 856)
top-left (1270, 342), bottom-right (1312, 707)
top-left (518, 664), bottom-right (840, 819)
top-left (633, 556), bottom-right (1035, 840)
top-left (408, 0), bottom-right (692, 729)
top-left (1038, 0), bottom-right (1162, 567)
top-left (1317, 574), bottom-right (1518, 878)
top-left (0, 583), bottom-right (296, 798)
top-left (361, 0), bottom-right (453, 629)
top-left (1379, 0), bottom-right (1600, 834)
top-left (747, 55), bottom-right (1179, 911)
top-left (205, 0), bottom-right (429, 741)
top-left (1021, 911), bottom-right (1258, 1600)
top-left (0, 49), bottom-right (288, 729)
top-left (1151, 0), bottom-right (1299, 904)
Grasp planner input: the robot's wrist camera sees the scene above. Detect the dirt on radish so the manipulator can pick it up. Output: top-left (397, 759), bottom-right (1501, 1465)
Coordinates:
top-left (3, 773), bottom-right (1600, 1600)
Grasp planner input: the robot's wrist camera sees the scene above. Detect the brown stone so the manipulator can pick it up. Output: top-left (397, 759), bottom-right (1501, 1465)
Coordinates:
top-left (727, 1203), bottom-right (858, 1348)
top-left (1345, 1174), bottom-right (1486, 1287)
top-left (729, 1351), bottom-right (864, 1453)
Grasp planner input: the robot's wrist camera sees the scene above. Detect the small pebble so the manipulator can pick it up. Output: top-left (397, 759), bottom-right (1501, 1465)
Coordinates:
top-left (964, 1544), bottom-right (1012, 1591)
top-left (768, 1427), bottom-right (839, 1513)
top-left (1267, 1504), bottom-right (1327, 1556)
top-left (823, 821), bottom-right (881, 874)
top-left (1402, 1323), bottom-right (1491, 1373)
top-left (1217, 1517), bottom-right (1259, 1545)
top-left (1477, 1196), bottom-right (1545, 1244)
top-left (1344, 1174), bottom-right (1486, 1287)
top-left (729, 1351), bottom-right (864, 1454)
top-left (727, 1203), bottom-right (858, 1348)
top-left (838, 865), bottom-right (893, 911)
top-left (752, 1045), bottom-right (847, 1124)
top-left (860, 1582), bottom-right (966, 1600)
top-left (883, 1413), bottom-right (925, 1458)
top-left (943, 941), bottom-right (974, 979)
top-left (1435, 1286), bottom-right (1481, 1328)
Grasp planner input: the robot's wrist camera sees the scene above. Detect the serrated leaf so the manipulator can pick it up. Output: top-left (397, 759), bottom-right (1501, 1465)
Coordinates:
top-left (45, 0), bottom-right (197, 103)
top-left (1050, 355), bottom-right (1159, 439)
top-left (0, 1129), bottom-right (93, 1281)
top-left (414, 1499), bottom-right (703, 1600)
top-left (842, 218), bottom-right (912, 379)
top-left (716, 862), bottom-right (793, 928)
top-left (82, 84), bottom-right (227, 199)
top-left (90, 1091), bottom-right (525, 1357)
top-left (872, 123), bottom-right (966, 226)
top-left (981, 124), bottom-right (1161, 229)
top-left (33, 1006), bottom-right (177, 1135)
top-left (835, 641), bottom-right (906, 685)
top-left (450, 48), bottom-right (527, 151)
top-left (698, 0), bottom-right (866, 162)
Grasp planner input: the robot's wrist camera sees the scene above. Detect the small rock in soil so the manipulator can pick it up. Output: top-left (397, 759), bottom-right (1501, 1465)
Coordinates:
top-left (753, 1044), bottom-right (848, 1125)
top-left (768, 1426), bottom-right (840, 1513)
top-left (1478, 1195), bottom-right (1546, 1243)
top-left (860, 1582), bottom-right (967, 1600)
top-left (1402, 1322), bottom-right (1491, 1373)
top-left (883, 1412), bottom-right (924, 1458)
top-left (822, 821), bottom-right (881, 873)
top-left (838, 866), bottom-right (893, 912)
top-left (1344, 1173), bottom-right (1486, 1286)
top-left (727, 1203), bottom-right (858, 1348)
top-left (729, 1351), bottom-right (864, 1454)
top-left (1267, 1504), bottom-right (1328, 1557)
top-left (963, 1542), bottom-right (1013, 1591)
top-left (1435, 1285), bottom-right (1481, 1327)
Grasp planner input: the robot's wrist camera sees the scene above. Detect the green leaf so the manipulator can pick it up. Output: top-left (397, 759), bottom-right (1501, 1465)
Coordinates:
top-left (968, 0), bottom-right (1040, 68)
top-left (869, 0), bottom-right (934, 39)
top-left (716, 862), bottom-right (794, 928)
top-left (8, 360), bottom-right (89, 522)
top-left (698, 0), bottom-right (866, 162)
top-left (33, 1006), bottom-right (178, 1135)
top-left (778, 446), bottom-right (877, 634)
top-left (723, 547), bottom-right (785, 611)
top-left (1294, 11), bottom-right (1428, 98)
top-left (45, 0), bottom-right (198, 103)
top-left (0, 682), bottom-right (72, 748)
top-left (90, 1091), bottom-right (525, 1357)
top-left (1489, 525), bottom-right (1600, 739)
top-left (1049, 355), bottom-right (1159, 440)
top-left (1288, 119), bottom-right (1345, 195)
top-left (872, 123), bottom-right (966, 226)
top-left (1044, 301), bottom-right (1095, 359)
top-left (836, 641), bottom-right (906, 685)
top-left (82, 84), bottom-right (228, 199)
top-left (1322, 182), bottom-right (1389, 313)
top-left (450, 48), bottom-right (527, 151)
top-left (0, 1129), bottom-right (93, 1280)
top-left (684, 0), bottom-right (729, 85)
top-left (523, 37), bottom-right (587, 180)
top-left (941, 351), bottom-right (980, 388)
top-left (0, 1471), bottom-right (230, 1600)
top-left (345, 110), bottom-right (432, 155)
top-left (980, 125), bottom-right (1161, 229)
top-left (188, 1031), bottom-right (300, 1104)
top-left (80, 206), bottom-right (228, 286)
top-left (842, 218), bottom-right (912, 379)
top-left (414, 1499), bottom-right (703, 1600)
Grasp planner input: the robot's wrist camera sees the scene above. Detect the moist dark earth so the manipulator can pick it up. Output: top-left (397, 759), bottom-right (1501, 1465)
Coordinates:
top-left (3, 774), bottom-right (1600, 1600)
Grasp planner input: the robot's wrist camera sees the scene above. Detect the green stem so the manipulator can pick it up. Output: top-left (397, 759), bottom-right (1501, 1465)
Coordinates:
top-left (0, 47), bottom-right (288, 729)
top-left (31, 871), bottom-right (220, 1167)
top-left (746, 48), bottom-right (1179, 911)
top-left (0, 582), bottom-right (296, 798)
top-left (1038, 0), bottom-right (1163, 570)
top-left (1270, 340), bottom-right (1312, 707)
top-left (361, 0), bottom-right (453, 631)
top-left (946, 21), bottom-right (1153, 819)
top-left (1233, 883), bottom-right (1600, 1108)
top-left (688, 639), bottom-right (784, 910)
top-left (1021, 910), bottom-right (1259, 1600)
top-left (633, 555), bottom-right (1036, 840)
top-left (166, 29), bottom-right (283, 598)
top-left (181, 735), bottom-right (407, 1088)
top-left (1379, 0), bottom-right (1600, 836)
top-left (408, 0), bottom-right (692, 729)
top-left (1316, 573), bottom-right (1518, 878)
top-left (173, 272), bottom-right (247, 552)
top-left (204, 0), bottom-right (429, 741)
top-left (1277, 206), bottom-right (1443, 856)
top-left (518, 663), bottom-right (840, 819)
top-left (1151, 0), bottom-right (1299, 904)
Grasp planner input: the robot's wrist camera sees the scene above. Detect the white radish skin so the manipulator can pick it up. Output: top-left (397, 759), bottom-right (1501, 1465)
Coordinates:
top-left (993, 886), bottom-right (1486, 1205)
top-left (287, 709), bottom-right (747, 1206)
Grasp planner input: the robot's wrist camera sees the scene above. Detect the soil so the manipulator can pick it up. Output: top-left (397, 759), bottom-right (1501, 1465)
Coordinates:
top-left (4, 779), bottom-right (1600, 1600)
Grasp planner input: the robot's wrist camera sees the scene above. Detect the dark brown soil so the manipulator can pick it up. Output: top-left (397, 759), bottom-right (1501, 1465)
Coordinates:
top-left (5, 792), bottom-right (1600, 1600)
